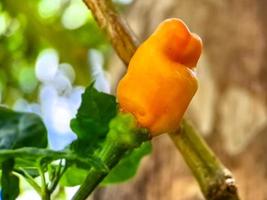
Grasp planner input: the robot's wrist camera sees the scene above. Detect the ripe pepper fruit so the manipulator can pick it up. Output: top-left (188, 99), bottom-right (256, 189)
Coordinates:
top-left (117, 18), bottom-right (202, 136)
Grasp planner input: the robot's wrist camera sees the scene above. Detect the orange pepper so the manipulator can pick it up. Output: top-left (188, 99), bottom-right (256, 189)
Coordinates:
top-left (117, 18), bottom-right (202, 136)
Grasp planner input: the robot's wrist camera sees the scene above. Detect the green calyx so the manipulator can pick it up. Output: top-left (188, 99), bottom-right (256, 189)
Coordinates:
top-left (106, 112), bottom-right (150, 149)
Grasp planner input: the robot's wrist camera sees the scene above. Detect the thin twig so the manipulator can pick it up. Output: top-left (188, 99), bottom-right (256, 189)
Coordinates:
top-left (83, 0), bottom-right (138, 65)
top-left (48, 159), bottom-right (68, 194)
top-left (38, 162), bottom-right (51, 200)
top-left (14, 168), bottom-right (42, 195)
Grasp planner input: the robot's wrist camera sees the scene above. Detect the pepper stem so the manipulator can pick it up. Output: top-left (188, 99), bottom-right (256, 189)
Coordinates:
top-left (71, 141), bottom-right (126, 200)
top-left (72, 113), bottom-right (150, 200)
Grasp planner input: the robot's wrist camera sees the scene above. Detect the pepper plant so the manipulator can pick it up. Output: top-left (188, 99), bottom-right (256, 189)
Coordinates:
top-left (0, 0), bottom-right (240, 200)
top-left (0, 82), bottom-right (155, 200)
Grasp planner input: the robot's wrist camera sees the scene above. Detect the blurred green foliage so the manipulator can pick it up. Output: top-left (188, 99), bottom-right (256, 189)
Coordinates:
top-left (0, 0), bottom-right (132, 106)
top-left (0, 1), bottom-right (154, 198)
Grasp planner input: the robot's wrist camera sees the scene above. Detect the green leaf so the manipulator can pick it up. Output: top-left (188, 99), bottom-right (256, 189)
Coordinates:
top-left (101, 141), bottom-right (152, 185)
top-left (70, 83), bottom-right (117, 155)
top-left (61, 113), bottom-right (151, 187)
top-left (0, 147), bottom-right (108, 172)
top-left (1, 159), bottom-right (20, 200)
top-left (0, 106), bottom-right (48, 149)
top-left (60, 166), bottom-right (87, 186)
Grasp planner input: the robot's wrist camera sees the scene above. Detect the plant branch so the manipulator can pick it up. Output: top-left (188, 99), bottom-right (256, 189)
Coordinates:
top-left (83, 0), bottom-right (138, 65)
top-left (72, 140), bottom-right (127, 200)
top-left (169, 120), bottom-right (240, 200)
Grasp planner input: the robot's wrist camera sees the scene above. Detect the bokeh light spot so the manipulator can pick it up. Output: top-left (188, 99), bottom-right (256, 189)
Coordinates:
top-left (0, 12), bottom-right (9, 35)
top-left (58, 63), bottom-right (76, 84)
top-left (19, 67), bottom-right (38, 94)
top-left (38, 0), bottom-right (62, 19)
top-left (35, 49), bottom-right (59, 82)
top-left (51, 98), bottom-right (73, 134)
top-left (61, 0), bottom-right (89, 30)
top-left (89, 49), bottom-right (110, 93)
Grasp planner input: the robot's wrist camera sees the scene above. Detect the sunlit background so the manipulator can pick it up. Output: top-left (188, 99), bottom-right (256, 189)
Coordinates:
top-left (0, 0), bottom-right (133, 150)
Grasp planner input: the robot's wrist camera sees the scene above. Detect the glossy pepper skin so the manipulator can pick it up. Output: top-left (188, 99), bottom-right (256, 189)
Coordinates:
top-left (117, 18), bottom-right (202, 136)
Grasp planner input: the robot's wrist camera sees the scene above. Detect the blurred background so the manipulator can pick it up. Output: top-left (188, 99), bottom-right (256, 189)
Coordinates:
top-left (1, 0), bottom-right (267, 199)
